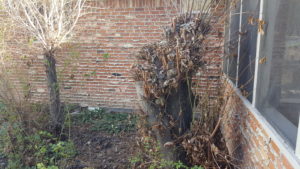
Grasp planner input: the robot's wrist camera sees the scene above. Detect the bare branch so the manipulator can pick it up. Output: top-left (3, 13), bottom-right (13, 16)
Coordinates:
top-left (3, 0), bottom-right (86, 51)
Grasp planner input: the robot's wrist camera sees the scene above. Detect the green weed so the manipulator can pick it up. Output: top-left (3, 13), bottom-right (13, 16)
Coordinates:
top-left (0, 103), bottom-right (76, 169)
top-left (72, 108), bottom-right (104, 123)
top-left (0, 125), bottom-right (76, 169)
top-left (72, 109), bottom-right (137, 134)
top-left (102, 53), bottom-right (110, 59)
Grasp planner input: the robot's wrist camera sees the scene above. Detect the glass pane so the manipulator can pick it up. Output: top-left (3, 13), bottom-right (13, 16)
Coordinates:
top-left (237, 0), bottom-right (259, 101)
top-left (256, 0), bottom-right (300, 148)
top-left (224, 2), bottom-right (240, 84)
top-left (223, 0), bottom-right (231, 75)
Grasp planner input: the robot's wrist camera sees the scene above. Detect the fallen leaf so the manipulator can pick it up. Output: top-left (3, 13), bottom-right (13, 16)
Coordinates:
top-left (259, 57), bottom-right (266, 64)
top-left (258, 19), bottom-right (266, 35)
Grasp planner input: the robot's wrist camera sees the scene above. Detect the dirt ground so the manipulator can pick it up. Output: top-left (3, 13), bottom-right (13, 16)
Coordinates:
top-left (69, 124), bottom-right (137, 169)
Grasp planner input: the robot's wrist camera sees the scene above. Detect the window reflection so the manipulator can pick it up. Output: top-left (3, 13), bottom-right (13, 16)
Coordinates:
top-left (256, 0), bottom-right (300, 148)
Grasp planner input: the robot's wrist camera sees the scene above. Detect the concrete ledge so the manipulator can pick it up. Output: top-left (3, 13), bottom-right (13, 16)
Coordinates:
top-left (88, 107), bottom-right (135, 113)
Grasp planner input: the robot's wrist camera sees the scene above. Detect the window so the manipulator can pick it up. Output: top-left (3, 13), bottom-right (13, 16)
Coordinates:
top-left (224, 0), bottom-right (259, 101)
top-left (255, 0), bottom-right (300, 149)
top-left (224, 1), bottom-right (240, 84)
top-left (237, 0), bottom-right (259, 101)
top-left (225, 0), bottom-right (300, 157)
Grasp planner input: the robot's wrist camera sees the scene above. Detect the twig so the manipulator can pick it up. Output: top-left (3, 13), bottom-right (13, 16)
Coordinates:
top-left (210, 117), bottom-right (222, 139)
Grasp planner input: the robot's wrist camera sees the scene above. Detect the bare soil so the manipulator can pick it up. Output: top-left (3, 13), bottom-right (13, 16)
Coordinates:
top-left (69, 124), bottom-right (137, 169)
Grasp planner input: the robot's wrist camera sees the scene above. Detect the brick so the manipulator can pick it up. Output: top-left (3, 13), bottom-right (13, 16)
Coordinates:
top-left (276, 158), bottom-right (283, 169)
top-left (4, 0), bottom-right (224, 111)
top-left (270, 140), bottom-right (280, 155)
top-left (268, 162), bottom-right (276, 169)
top-left (220, 82), bottom-right (300, 169)
top-left (249, 118), bottom-right (258, 131)
top-left (282, 156), bottom-right (294, 169)
top-left (255, 150), bottom-right (263, 162)
top-left (268, 151), bottom-right (276, 161)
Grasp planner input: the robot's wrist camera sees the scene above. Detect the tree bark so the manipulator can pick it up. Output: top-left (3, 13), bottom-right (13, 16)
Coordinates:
top-left (44, 50), bottom-right (63, 134)
top-left (165, 80), bottom-right (194, 162)
top-left (166, 80), bottom-right (194, 136)
top-left (135, 82), bottom-right (176, 162)
top-left (136, 80), bottom-right (194, 162)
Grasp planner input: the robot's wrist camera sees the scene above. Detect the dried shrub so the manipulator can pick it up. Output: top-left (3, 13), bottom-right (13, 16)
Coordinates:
top-left (132, 0), bottom-right (238, 167)
top-left (133, 14), bottom-right (210, 100)
top-left (179, 89), bottom-right (236, 168)
top-left (174, 79), bottom-right (239, 168)
top-left (132, 13), bottom-right (215, 162)
top-left (180, 122), bottom-right (233, 168)
top-left (0, 59), bottom-right (49, 131)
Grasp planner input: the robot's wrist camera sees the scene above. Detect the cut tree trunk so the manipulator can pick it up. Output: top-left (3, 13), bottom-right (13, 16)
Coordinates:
top-left (44, 50), bottom-right (63, 134)
top-left (166, 80), bottom-right (194, 136)
top-left (136, 80), bottom-right (194, 162)
top-left (165, 80), bottom-right (194, 162)
top-left (135, 82), bottom-right (176, 161)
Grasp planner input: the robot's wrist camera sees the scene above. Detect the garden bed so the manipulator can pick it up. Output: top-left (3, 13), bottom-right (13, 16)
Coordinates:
top-left (69, 125), bottom-right (136, 169)
top-left (68, 109), bottom-right (138, 169)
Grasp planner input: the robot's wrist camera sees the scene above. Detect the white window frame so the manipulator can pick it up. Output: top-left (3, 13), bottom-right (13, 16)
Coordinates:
top-left (235, 0), bottom-right (243, 87)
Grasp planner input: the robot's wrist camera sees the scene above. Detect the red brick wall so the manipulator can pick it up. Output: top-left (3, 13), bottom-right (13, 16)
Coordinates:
top-left (4, 0), bottom-right (224, 110)
top-left (192, 2), bottom-right (225, 100)
top-left (221, 79), bottom-right (298, 169)
top-left (13, 0), bottom-right (179, 110)
top-left (57, 1), bottom-right (178, 109)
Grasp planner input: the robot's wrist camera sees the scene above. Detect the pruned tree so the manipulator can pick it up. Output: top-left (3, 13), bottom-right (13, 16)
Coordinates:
top-left (133, 0), bottom-right (231, 164)
top-left (3, 0), bottom-right (86, 133)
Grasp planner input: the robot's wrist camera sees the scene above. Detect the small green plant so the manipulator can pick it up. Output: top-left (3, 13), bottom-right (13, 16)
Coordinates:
top-left (72, 108), bottom-right (104, 123)
top-left (72, 109), bottom-right (137, 134)
top-left (0, 120), bottom-right (76, 169)
top-left (36, 163), bottom-right (59, 169)
top-left (130, 153), bottom-right (204, 169)
top-left (0, 79), bottom-right (76, 169)
top-left (31, 131), bottom-right (76, 168)
top-left (102, 53), bottom-right (110, 59)
top-left (91, 112), bottom-right (137, 134)
top-left (129, 156), bottom-right (144, 165)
